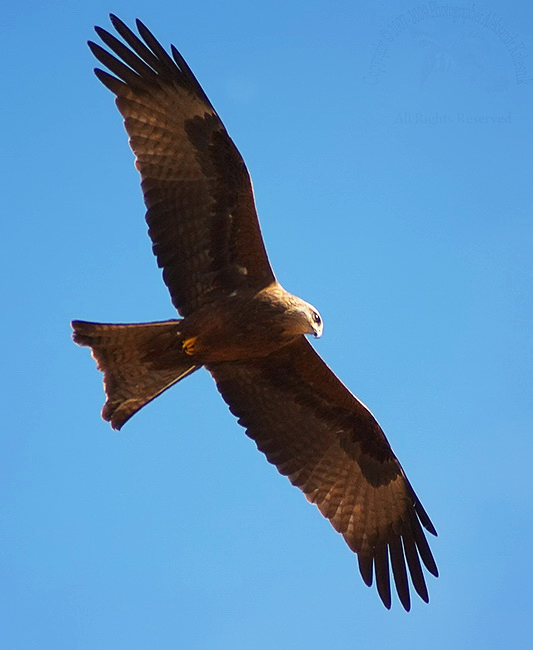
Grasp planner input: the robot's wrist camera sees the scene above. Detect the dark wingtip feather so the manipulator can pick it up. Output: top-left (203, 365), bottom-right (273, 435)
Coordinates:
top-left (406, 477), bottom-right (438, 536)
top-left (135, 19), bottom-right (160, 51)
top-left (107, 15), bottom-right (141, 52)
top-left (135, 18), bottom-right (150, 35)
top-left (169, 44), bottom-right (214, 108)
top-left (358, 555), bottom-right (373, 587)
top-left (401, 597), bottom-right (411, 611)
top-left (89, 40), bottom-right (146, 88)
top-left (93, 67), bottom-right (126, 94)
top-left (109, 13), bottom-right (130, 34)
top-left (417, 587), bottom-right (430, 604)
top-left (403, 532), bottom-right (429, 603)
top-left (411, 515), bottom-right (439, 578)
top-left (374, 546), bottom-right (392, 610)
top-left (107, 15), bottom-right (129, 42)
top-left (94, 25), bottom-right (107, 40)
top-left (418, 505), bottom-right (438, 537)
top-left (390, 537), bottom-right (411, 611)
top-left (135, 19), bottom-right (177, 72)
top-left (95, 24), bottom-right (159, 80)
top-left (104, 15), bottom-right (162, 75)
top-left (424, 555), bottom-right (439, 578)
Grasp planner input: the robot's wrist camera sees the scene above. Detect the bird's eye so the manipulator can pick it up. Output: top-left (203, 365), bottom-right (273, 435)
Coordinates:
top-left (312, 311), bottom-right (321, 325)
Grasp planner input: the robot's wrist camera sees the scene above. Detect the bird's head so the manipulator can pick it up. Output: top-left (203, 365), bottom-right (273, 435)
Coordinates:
top-left (308, 305), bottom-right (323, 338)
top-left (285, 297), bottom-right (323, 339)
top-left (267, 285), bottom-right (323, 340)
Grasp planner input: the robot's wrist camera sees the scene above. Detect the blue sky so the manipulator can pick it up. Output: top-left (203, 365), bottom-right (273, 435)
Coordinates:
top-left (2, 1), bottom-right (532, 648)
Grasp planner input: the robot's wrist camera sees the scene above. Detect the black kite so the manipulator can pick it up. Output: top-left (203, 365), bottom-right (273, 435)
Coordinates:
top-left (72, 16), bottom-right (438, 610)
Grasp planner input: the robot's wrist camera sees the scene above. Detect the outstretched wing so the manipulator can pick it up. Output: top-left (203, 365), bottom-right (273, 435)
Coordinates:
top-left (208, 338), bottom-right (438, 611)
top-left (89, 16), bottom-right (275, 316)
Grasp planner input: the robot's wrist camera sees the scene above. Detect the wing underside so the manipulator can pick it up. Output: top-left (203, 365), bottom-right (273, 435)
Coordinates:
top-left (90, 16), bottom-right (275, 316)
top-left (208, 338), bottom-right (438, 610)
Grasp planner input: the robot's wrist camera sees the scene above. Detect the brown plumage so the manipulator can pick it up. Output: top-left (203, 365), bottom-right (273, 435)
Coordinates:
top-left (72, 15), bottom-right (438, 611)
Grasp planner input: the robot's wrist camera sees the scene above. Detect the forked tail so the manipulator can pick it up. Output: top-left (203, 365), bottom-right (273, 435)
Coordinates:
top-left (72, 319), bottom-right (199, 429)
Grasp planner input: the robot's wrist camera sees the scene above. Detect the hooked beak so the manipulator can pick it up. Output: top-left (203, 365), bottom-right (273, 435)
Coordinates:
top-left (312, 325), bottom-right (323, 339)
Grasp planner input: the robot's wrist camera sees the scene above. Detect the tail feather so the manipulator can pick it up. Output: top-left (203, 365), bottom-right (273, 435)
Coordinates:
top-left (72, 319), bottom-right (199, 429)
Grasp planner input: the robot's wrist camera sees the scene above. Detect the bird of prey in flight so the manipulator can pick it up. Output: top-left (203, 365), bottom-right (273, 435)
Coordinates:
top-left (72, 15), bottom-right (438, 610)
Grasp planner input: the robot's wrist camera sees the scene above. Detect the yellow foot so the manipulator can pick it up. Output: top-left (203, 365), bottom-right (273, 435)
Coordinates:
top-left (182, 336), bottom-right (198, 355)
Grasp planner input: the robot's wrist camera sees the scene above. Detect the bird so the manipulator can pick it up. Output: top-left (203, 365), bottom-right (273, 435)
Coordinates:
top-left (72, 15), bottom-right (438, 611)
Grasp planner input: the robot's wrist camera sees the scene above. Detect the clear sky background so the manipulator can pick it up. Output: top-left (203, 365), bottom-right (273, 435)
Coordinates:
top-left (2, 1), bottom-right (532, 648)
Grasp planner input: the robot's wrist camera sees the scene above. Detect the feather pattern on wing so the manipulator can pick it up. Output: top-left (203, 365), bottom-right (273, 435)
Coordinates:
top-left (89, 16), bottom-right (275, 316)
top-left (208, 338), bottom-right (438, 610)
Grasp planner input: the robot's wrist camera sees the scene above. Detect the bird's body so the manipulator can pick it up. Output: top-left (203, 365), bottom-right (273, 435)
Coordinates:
top-left (74, 281), bottom-right (322, 427)
top-left (177, 282), bottom-right (323, 362)
top-left (73, 15), bottom-right (438, 611)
